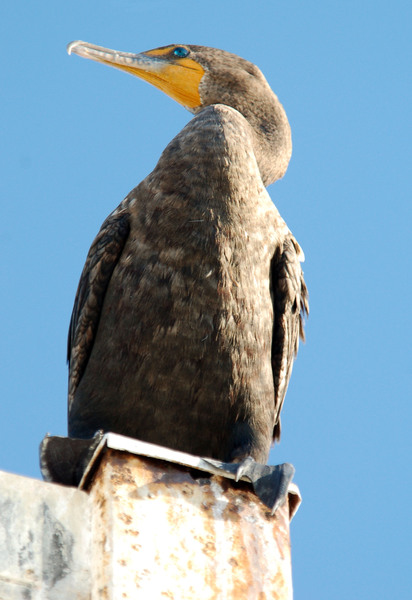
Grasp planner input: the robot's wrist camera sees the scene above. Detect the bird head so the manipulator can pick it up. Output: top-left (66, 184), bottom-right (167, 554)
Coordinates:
top-left (67, 41), bottom-right (291, 184)
top-left (67, 41), bottom-right (271, 115)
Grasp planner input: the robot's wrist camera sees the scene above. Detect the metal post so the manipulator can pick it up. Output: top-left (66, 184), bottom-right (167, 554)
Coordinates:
top-left (87, 445), bottom-right (297, 599)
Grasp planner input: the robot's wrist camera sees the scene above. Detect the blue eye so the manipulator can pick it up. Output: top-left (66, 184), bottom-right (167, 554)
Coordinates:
top-left (173, 46), bottom-right (189, 58)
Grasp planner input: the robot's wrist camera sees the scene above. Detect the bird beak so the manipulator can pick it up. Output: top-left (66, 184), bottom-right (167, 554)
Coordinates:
top-left (67, 41), bottom-right (204, 110)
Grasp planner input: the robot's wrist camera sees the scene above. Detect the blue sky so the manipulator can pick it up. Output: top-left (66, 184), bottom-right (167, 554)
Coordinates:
top-left (1, 1), bottom-right (411, 597)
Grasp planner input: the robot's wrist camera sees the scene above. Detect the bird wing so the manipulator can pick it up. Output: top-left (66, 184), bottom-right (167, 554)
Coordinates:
top-left (270, 235), bottom-right (308, 442)
top-left (67, 208), bottom-right (130, 407)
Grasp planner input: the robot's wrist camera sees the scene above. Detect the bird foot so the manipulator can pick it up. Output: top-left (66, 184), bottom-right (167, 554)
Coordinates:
top-left (39, 430), bottom-right (104, 486)
top-left (221, 458), bottom-right (295, 514)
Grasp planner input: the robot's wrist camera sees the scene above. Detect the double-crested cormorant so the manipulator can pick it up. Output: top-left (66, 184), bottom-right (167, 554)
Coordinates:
top-left (41, 41), bottom-right (308, 508)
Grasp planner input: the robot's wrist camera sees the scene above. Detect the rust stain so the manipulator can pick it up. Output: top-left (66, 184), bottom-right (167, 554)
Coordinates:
top-left (125, 529), bottom-right (140, 537)
top-left (118, 512), bottom-right (132, 525)
top-left (88, 450), bottom-right (293, 599)
top-left (96, 585), bottom-right (109, 599)
top-left (131, 543), bottom-right (142, 552)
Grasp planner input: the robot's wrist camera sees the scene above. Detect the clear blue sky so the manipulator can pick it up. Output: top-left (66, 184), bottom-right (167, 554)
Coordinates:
top-left (1, 1), bottom-right (411, 598)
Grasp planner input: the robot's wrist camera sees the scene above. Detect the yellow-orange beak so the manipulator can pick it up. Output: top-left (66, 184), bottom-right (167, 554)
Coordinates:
top-left (67, 41), bottom-right (204, 110)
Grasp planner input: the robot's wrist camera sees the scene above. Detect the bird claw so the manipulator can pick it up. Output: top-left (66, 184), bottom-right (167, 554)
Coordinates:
top-left (220, 457), bottom-right (295, 514)
top-left (234, 456), bottom-right (255, 482)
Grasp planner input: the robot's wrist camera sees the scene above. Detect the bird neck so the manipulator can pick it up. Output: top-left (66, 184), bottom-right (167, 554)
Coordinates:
top-left (245, 90), bottom-right (292, 187)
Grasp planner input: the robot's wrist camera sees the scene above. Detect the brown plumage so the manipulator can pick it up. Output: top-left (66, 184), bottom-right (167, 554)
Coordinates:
top-left (66, 42), bottom-right (308, 465)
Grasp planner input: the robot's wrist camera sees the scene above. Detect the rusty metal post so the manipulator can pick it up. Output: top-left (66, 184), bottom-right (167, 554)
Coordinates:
top-left (0, 433), bottom-right (299, 599)
top-left (87, 446), bottom-right (297, 599)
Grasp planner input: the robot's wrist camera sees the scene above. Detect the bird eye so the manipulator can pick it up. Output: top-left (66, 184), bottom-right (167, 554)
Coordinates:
top-left (173, 46), bottom-right (189, 58)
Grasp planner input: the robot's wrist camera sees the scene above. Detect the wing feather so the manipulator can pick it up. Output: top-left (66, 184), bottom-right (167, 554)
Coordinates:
top-left (68, 209), bottom-right (130, 408)
top-left (271, 235), bottom-right (308, 442)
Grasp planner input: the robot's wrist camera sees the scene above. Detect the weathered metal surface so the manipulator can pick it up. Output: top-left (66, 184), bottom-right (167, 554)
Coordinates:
top-left (0, 469), bottom-right (90, 600)
top-left (80, 432), bottom-right (301, 519)
top-left (0, 434), bottom-right (297, 599)
top-left (88, 449), bottom-right (294, 599)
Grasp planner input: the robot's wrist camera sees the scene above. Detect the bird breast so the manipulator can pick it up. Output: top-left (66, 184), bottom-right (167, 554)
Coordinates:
top-left (72, 104), bottom-right (283, 452)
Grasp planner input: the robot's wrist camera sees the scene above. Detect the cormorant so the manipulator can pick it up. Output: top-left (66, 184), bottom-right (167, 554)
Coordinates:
top-left (41, 42), bottom-right (308, 510)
